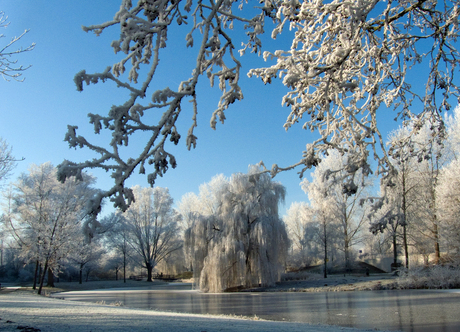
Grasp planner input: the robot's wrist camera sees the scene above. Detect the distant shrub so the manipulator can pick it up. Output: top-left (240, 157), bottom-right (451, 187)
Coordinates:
top-left (397, 265), bottom-right (460, 289)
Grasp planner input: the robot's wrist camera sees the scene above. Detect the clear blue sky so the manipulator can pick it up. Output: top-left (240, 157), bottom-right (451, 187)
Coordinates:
top-left (1, 1), bottom-right (405, 216)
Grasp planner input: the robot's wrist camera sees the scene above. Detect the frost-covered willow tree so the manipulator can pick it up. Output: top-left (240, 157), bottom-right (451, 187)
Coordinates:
top-left (185, 165), bottom-right (289, 292)
top-left (123, 185), bottom-right (182, 281)
top-left (58, 1), bottom-right (460, 222)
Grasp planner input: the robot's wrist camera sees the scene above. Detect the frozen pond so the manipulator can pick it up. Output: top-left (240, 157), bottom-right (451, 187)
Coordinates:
top-left (53, 283), bottom-right (460, 332)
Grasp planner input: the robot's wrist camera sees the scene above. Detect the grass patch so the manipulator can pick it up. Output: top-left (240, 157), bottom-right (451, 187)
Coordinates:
top-left (175, 271), bottom-right (193, 279)
top-left (397, 265), bottom-right (460, 289)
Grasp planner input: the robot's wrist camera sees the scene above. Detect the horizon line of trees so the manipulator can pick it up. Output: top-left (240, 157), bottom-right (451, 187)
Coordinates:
top-left (2, 102), bottom-right (460, 292)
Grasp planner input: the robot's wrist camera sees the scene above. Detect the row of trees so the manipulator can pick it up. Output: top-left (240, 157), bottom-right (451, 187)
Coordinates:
top-left (284, 106), bottom-right (460, 275)
top-left (3, 110), bottom-right (460, 292)
top-left (1, 160), bottom-right (290, 293)
top-left (0, 163), bottom-right (184, 293)
top-left (2, 121), bottom-right (460, 291)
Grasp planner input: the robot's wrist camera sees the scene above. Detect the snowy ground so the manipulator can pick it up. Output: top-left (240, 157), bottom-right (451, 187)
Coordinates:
top-left (0, 288), bottom-right (396, 332)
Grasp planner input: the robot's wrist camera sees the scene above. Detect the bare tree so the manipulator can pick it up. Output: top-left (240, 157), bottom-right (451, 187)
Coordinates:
top-left (302, 150), bottom-right (371, 271)
top-left (411, 124), bottom-right (447, 265)
top-left (5, 163), bottom-right (96, 294)
top-left (68, 237), bottom-right (105, 284)
top-left (370, 126), bottom-right (421, 268)
top-left (437, 159), bottom-right (460, 258)
top-left (124, 186), bottom-right (182, 282)
top-left (104, 212), bottom-right (132, 283)
top-left (284, 202), bottom-right (313, 269)
top-left (0, 11), bottom-right (35, 82)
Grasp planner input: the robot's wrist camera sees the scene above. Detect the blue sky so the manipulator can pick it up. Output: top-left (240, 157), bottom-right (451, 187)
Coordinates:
top-left (0, 1), bottom-right (416, 217)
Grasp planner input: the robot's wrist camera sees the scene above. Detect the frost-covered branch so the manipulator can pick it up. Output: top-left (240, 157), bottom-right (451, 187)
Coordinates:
top-left (59, 0), bottom-right (278, 221)
top-left (0, 11), bottom-right (35, 81)
top-left (249, 0), bottom-right (460, 192)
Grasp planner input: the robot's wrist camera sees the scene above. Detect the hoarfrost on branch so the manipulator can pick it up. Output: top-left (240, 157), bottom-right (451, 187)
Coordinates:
top-left (58, 0), bottom-right (276, 219)
top-left (251, 0), bottom-right (460, 187)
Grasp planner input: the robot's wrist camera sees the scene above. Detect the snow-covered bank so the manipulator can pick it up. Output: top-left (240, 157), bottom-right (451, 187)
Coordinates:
top-left (0, 291), bottom-right (392, 332)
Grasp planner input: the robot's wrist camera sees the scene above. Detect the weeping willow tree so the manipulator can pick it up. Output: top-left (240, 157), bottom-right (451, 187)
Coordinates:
top-left (184, 164), bottom-right (289, 293)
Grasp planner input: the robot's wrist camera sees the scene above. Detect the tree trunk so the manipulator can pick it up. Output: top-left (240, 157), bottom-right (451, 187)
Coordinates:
top-left (46, 267), bottom-right (55, 287)
top-left (123, 250), bottom-right (126, 283)
top-left (79, 263), bottom-right (83, 284)
top-left (32, 260), bottom-right (39, 290)
top-left (343, 209), bottom-right (350, 273)
top-left (147, 262), bottom-right (153, 282)
top-left (393, 233), bottom-right (398, 265)
top-left (344, 238), bottom-right (350, 273)
top-left (86, 269), bottom-right (91, 282)
top-left (403, 223), bottom-right (409, 268)
top-left (402, 171), bottom-right (409, 269)
top-left (37, 259), bottom-right (49, 295)
top-left (434, 223), bottom-right (441, 264)
top-left (323, 221), bottom-right (328, 279)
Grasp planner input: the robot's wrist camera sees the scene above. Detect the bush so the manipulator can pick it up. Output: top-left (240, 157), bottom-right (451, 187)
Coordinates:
top-left (397, 265), bottom-right (460, 289)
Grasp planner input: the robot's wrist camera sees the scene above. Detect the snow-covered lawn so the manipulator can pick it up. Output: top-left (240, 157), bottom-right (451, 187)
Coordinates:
top-left (0, 290), bottom-right (393, 332)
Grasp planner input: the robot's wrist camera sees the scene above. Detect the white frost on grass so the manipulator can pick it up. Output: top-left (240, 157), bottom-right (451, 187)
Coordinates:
top-left (0, 292), bottom-right (388, 332)
top-left (397, 265), bottom-right (460, 289)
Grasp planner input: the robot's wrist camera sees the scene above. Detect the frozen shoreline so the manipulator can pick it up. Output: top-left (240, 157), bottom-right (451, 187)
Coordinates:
top-left (0, 291), bottom-right (393, 332)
